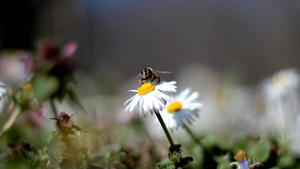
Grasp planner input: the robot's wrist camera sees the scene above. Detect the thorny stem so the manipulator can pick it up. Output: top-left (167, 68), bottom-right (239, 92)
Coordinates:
top-left (49, 98), bottom-right (58, 118)
top-left (155, 111), bottom-right (175, 147)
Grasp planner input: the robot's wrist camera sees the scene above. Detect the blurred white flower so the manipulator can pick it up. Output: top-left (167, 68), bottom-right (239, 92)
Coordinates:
top-left (0, 81), bottom-right (6, 98)
top-left (160, 88), bottom-right (202, 129)
top-left (0, 51), bottom-right (31, 87)
top-left (176, 65), bottom-right (263, 144)
top-left (0, 81), bottom-right (8, 114)
top-left (262, 69), bottom-right (300, 142)
top-left (145, 117), bottom-right (166, 140)
top-left (289, 114), bottom-right (300, 155)
top-left (263, 69), bottom-right (300, 100)
top-left (124, 81), bottom-right (177, 117)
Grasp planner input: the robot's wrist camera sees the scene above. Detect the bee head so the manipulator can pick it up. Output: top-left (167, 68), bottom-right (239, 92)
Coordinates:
top-left (141, 67), bottom-right (153, 78)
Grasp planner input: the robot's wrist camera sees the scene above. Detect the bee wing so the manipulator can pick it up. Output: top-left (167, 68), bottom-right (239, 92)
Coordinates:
top-left (156, 70), bottom-right (171, 74)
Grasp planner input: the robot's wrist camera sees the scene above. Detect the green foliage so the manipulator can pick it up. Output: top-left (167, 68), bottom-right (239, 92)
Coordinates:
top-left (156, 144), bottom-right (194, 169)
top-left (167, 144), bottom-right (193, 168)
top-left (156, 159), bottom-right (176, 169)
top-left (247, 139), bottom-right (271, 163)
top-left (215, 154), bottom-right (231, 169)
top-left (31, 74), bottom-right (59, 103)
top-left (278, 154), bottom-right (295, 168)
top-left (89, 144), bottom-right (127, 169)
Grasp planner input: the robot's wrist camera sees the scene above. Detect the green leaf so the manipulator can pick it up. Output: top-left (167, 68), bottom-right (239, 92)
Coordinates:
top-left (247, 140), bottom-right (271, 163)
top-left (216, 154), bottom-right (231, 169)
top-left (32, 74), bottom-right (59, 102)
top-left (278, 154), bottom-right (295, 168)
top-left (156, 159), bottom-right (175, 169)
top-left (73, 125), bottom-right (87, 132)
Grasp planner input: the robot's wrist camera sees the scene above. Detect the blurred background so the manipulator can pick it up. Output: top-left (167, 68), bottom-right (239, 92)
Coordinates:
top-left (1, 1), bottom-right (300, 168)
top-left (1, 0), bottom-right (300, 85)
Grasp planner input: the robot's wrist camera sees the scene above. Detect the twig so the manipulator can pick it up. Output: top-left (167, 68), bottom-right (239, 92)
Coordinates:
top-left (49, 98), bottom-right (58, 118)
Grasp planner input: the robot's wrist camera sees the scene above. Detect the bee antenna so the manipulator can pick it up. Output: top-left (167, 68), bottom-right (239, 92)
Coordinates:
top-left (135, 73), bottom-right (141, 78)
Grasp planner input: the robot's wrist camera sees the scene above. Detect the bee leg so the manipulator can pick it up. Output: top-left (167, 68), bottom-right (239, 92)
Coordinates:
top-left (157, 77), bottom-right (161, 84)
top-left (140, 79), bottom-right (145, 84)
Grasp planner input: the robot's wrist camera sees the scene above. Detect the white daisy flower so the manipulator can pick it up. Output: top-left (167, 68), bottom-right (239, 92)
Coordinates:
top-left (0, 81), bottom-right (7, 99)
top-left (124, 81), bottom-right (177, 117)
top-left (160, 88), bottom-right (202, 129)
top-left (263, 69), bottom-right (300, 100)
top-left (262, 69), bottom-right (300, 141)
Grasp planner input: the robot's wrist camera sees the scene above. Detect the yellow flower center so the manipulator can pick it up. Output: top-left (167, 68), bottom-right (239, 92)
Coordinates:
top-left (23, 83), bottom-right (32, 91)
top-left (167, 101), bottom-right (182, 113)
top-left (234, 150), bottom-right (247, 162)
top-left (138, 82), bottom-right (155, 95)
top-left (274, 75), bottom-right (286, 90)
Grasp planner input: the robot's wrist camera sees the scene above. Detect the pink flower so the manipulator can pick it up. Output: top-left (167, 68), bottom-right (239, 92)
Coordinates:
top-left (63, 41), bottom-right (78, 57)
top-left (16, 104), bottom-right (47, 129)
top-left (50, 112), bottom-right (86, 134)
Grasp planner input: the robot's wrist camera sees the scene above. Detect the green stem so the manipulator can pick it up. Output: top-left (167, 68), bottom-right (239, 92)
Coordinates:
top-left (183, 123), bottom-right (215, 156)
top-left (49, 98), bottom-right (58, 118)
top-left (229, 162), bottom-right (240, 169)
top-left (183, 123), bottom-right (201, 145)
top-left (155, 111), bottom-right (175, 147)
top-left (0, 106), bottom-right (21, 136)
top-left (62, 134), bottom-right (77, 169)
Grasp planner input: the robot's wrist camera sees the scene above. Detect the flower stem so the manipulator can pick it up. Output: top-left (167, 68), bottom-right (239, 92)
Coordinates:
top-left (276, 98), bottom-right (286, 142)
top-left (0, 106), bottom-right (21, 136)
top-left (183, 123), bottom-right (214, 155)
top-left (49, 98), bottom-right (58, 118)
top-left (183, 123), bottom-right (201, 145)
top-left (61, 134), bottom-right (77, 169)
top-left (155, 111), bottom-right (175, 147)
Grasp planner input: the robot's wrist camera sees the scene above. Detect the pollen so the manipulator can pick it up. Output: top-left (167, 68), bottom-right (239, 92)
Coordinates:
top-left (23, 83), bottom-right (32, 91)
top-left (138, 82), bottom-right (155, 95)
top-left (167, 101), bottom-right (182, 113)
top-left (234, 150), bottom-right (247, 162)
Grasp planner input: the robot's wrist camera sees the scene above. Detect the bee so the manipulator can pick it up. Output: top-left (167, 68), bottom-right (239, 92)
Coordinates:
top-left (139, 67), bottom-right (170, 84)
